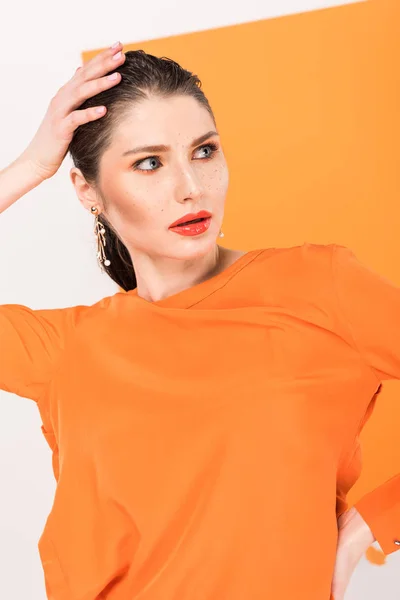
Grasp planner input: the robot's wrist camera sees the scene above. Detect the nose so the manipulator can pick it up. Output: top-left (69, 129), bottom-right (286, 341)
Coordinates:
top-left (174, 164), bottom-right (203, 204)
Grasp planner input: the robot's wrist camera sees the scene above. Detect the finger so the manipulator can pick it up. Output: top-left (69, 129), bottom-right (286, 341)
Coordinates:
top-left (62, 105), bottom-right (108, 135)
top-left (63, 43), bottom-right (123, 93)
top-left (57, 70), bottom-right (122, 117)
top-left (56, 47), bottom-right (125, 116)
top-left (76, 43), bottom-right (125, 84)
top-left (78, 72), bottom-right (122, 102)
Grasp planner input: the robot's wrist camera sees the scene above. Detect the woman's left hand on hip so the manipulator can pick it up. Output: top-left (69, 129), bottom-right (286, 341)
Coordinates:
top-left (331, 506), bottom-right (375, 600)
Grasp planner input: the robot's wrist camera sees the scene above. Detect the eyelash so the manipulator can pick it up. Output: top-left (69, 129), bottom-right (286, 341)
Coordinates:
top-left (131, 142), bottom-right (219, 173)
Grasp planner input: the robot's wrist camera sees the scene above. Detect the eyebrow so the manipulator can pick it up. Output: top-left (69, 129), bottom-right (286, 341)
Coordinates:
top-left (121, 130), bottom-right (219, 157)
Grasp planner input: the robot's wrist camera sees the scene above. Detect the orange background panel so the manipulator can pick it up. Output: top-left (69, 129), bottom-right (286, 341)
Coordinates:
top-left (83, 0), bottom-right (400, 524)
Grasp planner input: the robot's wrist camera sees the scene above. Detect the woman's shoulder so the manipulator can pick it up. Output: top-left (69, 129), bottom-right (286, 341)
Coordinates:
top-left (252, 241), bottom-right (338, 272)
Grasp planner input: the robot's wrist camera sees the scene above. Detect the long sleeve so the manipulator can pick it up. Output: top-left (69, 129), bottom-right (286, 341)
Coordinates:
top-left (0, 303), bottom-right (86, 403)
top-left (332, 244), bottom-right (400, 555)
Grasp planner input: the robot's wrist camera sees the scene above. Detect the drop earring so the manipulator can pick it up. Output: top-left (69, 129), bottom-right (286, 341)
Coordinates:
top-left (219, 228), bottom-right (224, 238)
top-left (91, 206), bottom-right (111, 270)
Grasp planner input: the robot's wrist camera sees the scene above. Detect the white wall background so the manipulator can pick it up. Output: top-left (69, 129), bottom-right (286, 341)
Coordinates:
top-left (2, 1), bottom-right (396, 598)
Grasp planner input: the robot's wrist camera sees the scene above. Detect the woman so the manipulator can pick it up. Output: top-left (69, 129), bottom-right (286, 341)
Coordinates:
top-left (1, 41), bottom-right (399, 600)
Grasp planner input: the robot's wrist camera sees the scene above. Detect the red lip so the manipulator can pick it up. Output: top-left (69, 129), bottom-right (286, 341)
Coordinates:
top-left (169, 210), bottom-right (212, 228)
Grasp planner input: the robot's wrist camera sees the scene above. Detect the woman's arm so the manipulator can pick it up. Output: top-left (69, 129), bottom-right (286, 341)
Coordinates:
top-left (0, 42), bottom-right (126, 215)
top-left (332, 244), bottom-right (400, 555)
top-left (0, 154), bottom-right (44, 214)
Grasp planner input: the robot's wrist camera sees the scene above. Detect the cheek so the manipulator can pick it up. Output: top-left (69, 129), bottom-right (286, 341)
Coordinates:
top-left (106, 194), bottom-right (151, 235)
top-left (207, 166), bottom-right (229, 198)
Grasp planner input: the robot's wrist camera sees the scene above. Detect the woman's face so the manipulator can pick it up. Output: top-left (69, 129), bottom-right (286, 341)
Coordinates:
top-left (95, 94), bottom-right (229, 262)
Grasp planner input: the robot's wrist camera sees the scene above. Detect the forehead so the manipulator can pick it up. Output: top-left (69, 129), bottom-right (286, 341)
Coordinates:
top-left (111, 95), bottom-right (214, 147)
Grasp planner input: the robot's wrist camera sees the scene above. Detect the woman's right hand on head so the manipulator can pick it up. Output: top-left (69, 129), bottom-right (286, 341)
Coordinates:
top-left (20, 41), bottom-right (126, 182)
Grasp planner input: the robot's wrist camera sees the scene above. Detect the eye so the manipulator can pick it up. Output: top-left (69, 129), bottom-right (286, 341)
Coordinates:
top-left (132, 156), bottom-right (161, 172)
top-left (131, 142), bottom-right (219, 173)
top-left (193, 142), bottom-right (219, 160)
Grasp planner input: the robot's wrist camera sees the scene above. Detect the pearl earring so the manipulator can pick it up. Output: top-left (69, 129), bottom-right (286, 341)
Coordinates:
top-left (219, 229), bottom-right (224, 238)
top-left (91, 206), bottom-right (111, 270)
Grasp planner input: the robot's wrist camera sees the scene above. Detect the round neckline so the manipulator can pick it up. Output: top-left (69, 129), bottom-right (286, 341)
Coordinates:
top-left (126, 248), bottom-right (264, 309)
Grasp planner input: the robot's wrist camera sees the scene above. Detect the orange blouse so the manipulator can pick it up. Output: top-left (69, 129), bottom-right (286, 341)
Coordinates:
top-left (1, 242), bottom-right (399, 600)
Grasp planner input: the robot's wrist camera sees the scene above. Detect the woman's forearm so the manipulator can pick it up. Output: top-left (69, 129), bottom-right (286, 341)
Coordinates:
top-left (0, 155), bottom-right (44, 214)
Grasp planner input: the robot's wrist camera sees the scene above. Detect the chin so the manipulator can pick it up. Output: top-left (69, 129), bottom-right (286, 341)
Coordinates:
top-left (171, 236), bottom-right (219, 259)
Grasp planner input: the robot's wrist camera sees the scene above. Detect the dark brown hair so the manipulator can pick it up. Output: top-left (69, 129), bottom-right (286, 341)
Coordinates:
top-left (68, 50), bottom-right (216, 292)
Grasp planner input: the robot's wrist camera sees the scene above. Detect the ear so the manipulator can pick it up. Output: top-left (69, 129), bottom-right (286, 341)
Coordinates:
top-left (69, 167), bottom-right (103, 213)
